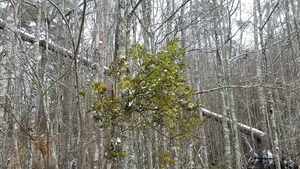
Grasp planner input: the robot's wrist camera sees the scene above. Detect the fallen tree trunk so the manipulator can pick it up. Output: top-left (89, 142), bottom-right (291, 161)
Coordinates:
top-left (201, 108), bottom-right (266, 140)
top-left (0, 19), bottom-right (90, 66)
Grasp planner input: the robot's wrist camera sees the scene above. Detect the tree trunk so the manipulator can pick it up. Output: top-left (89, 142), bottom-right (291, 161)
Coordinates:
top-left (256, 0), bottom-right (281, 167)
top-left (253, 0), bottom-right (270, 157)
top-left (224, 1), bottom-right (241, 167)
top-left (213, 1), bottom-right (232, 167)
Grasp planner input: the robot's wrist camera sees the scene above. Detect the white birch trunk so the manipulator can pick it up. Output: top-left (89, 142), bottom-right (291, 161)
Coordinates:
top-left (194, 46), bottom-right (208, 168)
top-left (188, 142), bottom-right (195, 169)
top-left (13, 123), bottom-right (21, 169)
top-left (153, 129), bottom-right (159, 169)
top-left (44, 13), bottom-right (58, 167)
top-left (146, 127), bottom-right (153, 169)
top-left (283, 0), bottom-right (297, 157)
top-left (224, 2), bottom-right (241, 167)
top-left (267, 90), bottom-right (281, 168)
top-left (116, 0), bottom-right (133, 168)
top-left (7, 3), bottom-right (21, 168)
top-left (2, 4), bottom-right (14, 168)
top-left (213, 1), bottom-right (232, 166)
top-left (256, 0), bottom-right (281, 167)
top-left (126, 129), bottom-right (136, 169)
top-left (34, 0), bottom-right (47, 133)
top-left (198, 111), bottom-right (209, 169)
top-left (253, 1), bottom-right (270, 158)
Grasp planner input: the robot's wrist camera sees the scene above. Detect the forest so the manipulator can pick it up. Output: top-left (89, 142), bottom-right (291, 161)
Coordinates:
top-left (0, 0), bottom-right (300, 168)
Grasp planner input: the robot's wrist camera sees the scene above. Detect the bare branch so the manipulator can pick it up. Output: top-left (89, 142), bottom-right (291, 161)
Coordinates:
top-left (154, 0), bottom-right (190, 33)
top-left (194, 84), bottom-right (299, 95)
top-left (129, 0), bottom-right (143, 17)
top-left (47, 0), bottom-right (75, 50)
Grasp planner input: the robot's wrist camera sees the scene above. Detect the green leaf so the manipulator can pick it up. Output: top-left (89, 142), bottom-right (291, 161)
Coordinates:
top-left (89, 39), bottom-right (202, 139)
top-left (79, 90), bottom-right (86, 97)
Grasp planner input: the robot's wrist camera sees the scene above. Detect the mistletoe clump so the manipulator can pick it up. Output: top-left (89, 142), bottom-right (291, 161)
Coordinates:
top-left (91, 40), bottom-right (203, 138)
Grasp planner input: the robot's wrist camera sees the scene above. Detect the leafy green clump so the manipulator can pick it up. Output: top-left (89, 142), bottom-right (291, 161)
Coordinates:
top-left (90, 40), bottom-right (203, 138)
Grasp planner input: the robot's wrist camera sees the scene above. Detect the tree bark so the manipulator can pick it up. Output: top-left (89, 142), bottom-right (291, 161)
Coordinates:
top-left (224, 1), bottom-right (241, 167)
top-left (213, 1), bottom-right (232, 167)
top-left (201, 108), bottom-right (265, 140)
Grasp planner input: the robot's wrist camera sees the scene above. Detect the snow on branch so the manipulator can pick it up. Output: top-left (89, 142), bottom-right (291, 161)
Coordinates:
top-left (201, 108), bottom-right (266, 140)
top-left (194, 84), bottom-right (297, 95)
top-left (0, 19), bottom-right (91, 66)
